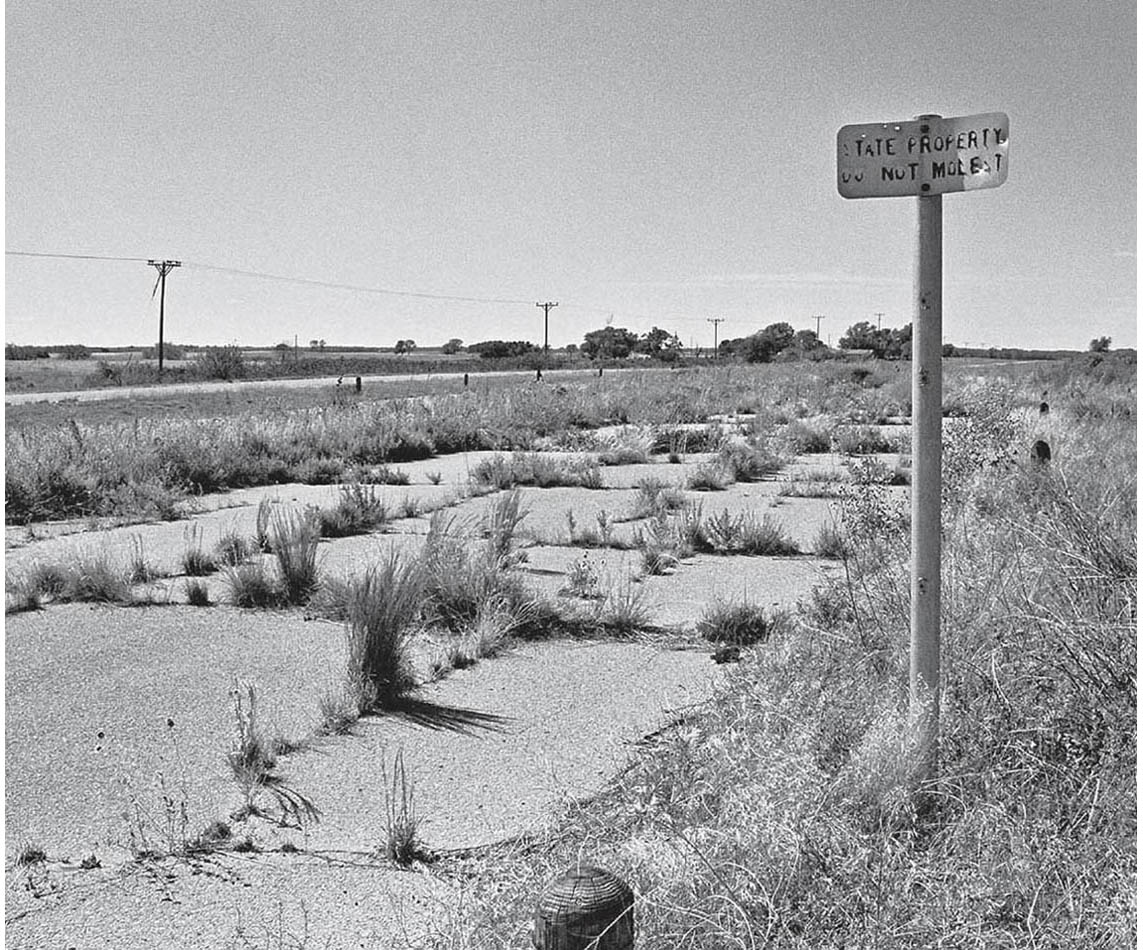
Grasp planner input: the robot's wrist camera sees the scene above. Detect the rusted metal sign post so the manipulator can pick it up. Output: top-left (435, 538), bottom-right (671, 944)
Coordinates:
top-left (837, 112), bottom-right (1009, 775)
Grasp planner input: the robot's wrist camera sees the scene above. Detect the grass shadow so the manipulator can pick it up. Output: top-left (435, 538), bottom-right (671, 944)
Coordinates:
top-left (383, 696), bottom-right (513, 736)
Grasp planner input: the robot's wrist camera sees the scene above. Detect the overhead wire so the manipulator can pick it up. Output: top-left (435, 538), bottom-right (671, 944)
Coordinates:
top-left (6, 249), bottom-right (753, 330)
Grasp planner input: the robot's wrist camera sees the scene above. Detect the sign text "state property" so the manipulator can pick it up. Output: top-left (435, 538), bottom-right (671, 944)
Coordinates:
top-left (850, 123), bottom-right (1007, 182)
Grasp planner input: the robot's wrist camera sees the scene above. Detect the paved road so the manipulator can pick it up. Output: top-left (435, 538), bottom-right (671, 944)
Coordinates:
top-left (4, 365), bottom-right (656, 406)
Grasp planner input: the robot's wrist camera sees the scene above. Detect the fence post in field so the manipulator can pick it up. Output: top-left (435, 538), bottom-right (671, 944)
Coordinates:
top-left (532, 865), bottom-right (634, 950)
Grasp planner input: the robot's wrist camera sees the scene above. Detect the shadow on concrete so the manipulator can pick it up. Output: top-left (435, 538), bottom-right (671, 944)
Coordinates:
top-left (380, 697), bottom-right (512, 736)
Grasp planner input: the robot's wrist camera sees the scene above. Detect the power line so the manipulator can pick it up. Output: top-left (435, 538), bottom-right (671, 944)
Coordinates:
top-left (6, 250), bottom-right (150, 263)
top-left (7, 248), bottom-right (757, 334)
top-left (180, 261), bottom-right (535, 307)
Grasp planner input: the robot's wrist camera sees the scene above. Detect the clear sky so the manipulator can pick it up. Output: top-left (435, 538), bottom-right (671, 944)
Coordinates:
top-left (5, 1), bottom-right (1137, 350)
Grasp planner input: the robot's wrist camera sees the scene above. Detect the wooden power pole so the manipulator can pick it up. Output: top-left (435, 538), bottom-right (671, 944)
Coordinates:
top-left (706, 318), bottom-right (724, 358)
top-left (536, 301), bottom-right (558, 355)
top-left (148, 259), bottom-right (181, 374)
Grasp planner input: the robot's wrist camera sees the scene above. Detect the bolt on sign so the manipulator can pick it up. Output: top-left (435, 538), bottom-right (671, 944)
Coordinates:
top-left (836, 112), bottom-right (1009, 198)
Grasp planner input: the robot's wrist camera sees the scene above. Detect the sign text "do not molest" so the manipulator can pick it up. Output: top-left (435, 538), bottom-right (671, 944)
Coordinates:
top-left (837, 112), bottom-right (1009, 199)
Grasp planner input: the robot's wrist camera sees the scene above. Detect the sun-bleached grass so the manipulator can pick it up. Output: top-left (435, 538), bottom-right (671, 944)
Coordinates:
top-left (269, 508), bottom-right (321, 605)
top-left (345, 551), bottom-right (424, 711)
top-left (438, 358), bottom-right (1136, 948)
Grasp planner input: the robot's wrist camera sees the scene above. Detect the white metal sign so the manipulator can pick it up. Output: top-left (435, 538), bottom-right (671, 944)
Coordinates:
top-left (837, 112), bottom-right (1009, 199)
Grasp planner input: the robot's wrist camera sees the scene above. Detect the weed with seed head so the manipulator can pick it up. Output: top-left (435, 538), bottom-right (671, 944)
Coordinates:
top-left (227, 681), bottom-right (320, 829)
top-left (182, 525), bottom-right (218, 577)
top-left (560, 552), bottom-right (604, 600)
top-left (129, 534), bottom-right (161, 584)
top-left (427, 470), bottom-right (443, 485)
top-left (227, 680), bottom-right (278, 816)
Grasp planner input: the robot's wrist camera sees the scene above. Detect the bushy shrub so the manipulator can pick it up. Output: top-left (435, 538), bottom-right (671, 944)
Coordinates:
top-left (194, 345), bottom-right (246, 380)
top-left (697, 599), bottom-right (783, 645)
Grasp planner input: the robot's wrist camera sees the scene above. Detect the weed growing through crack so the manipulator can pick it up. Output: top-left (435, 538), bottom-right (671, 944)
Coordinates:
top-left (270, 508), bottom-right (321, 605)
top-left (253, 498), bottom-right (275, 553)
top-left (697, 598), bottom-right (785, 645)
top-left (599, 574), bottom-right (654, 634)
top-left (381, 748), bottom-right (422, 865)
top-left (128, 534), bottom-right (161, 584)
top-left (560, 553), bottom-right (604, 600)
top-left (215, 530), bottom-right (255, 567)
top-left (345, 551), bottom-right (424, 710)
top-left (812, 519), bottom-right (849, 559)
top-left (182, 525), bottom-right (218, 576)
top-left (227, 681), bottom-right (320, 829)
top-left (119, 717), bottom-right (192, 859)
top-left (185, 578), bottom-right (212, 606)
top-left (67, 551), bottom-right (134, 604)
top-left (224, 559), bottom-right (285, 608)
top-left (227, 680), bottom-right (278, 819)
top-left (315, 481), bottom-right (388, 538)
top-left (14, 842), bottom-right (47, 866)
top-left (685, 461), bottom-right (731, 492)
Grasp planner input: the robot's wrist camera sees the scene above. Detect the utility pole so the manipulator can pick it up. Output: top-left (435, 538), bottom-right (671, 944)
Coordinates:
top-left (875, 311), bottom-right (885, 331)
top-left (812, 314), bottom-right (825, 341)
top-left (147, 259), bottom-right (181, 374)
top-left (706, 318), bottom-right (724, 359)
top-left (536, 301), bottom-right (558, 355)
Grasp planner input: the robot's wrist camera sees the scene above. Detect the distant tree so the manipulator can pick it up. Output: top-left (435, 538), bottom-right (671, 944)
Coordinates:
top-left (55, 344), bottom-right (92, 360)
top-left (442, 338), bottom-right (465, 355)
top-left (274, 342), bottom-right (291, 352)
top-left (636, 326), bottom-right (684, 361)
top-left (942, 343), bottom-right (958, 357)
top-left (738, 322), bottom-right (796, 363)
top-left (469, 340), bottom-right (537, 359)
top-left (792, 329), bottom-right (824, 352)
top-left (395, 339), bottom-right (416, 355)
top-left (142, 342), bottom-right (185, 360)
top-left (884, 323), bottom-right (912, 359)
top-left (582, 326), bottom-right (638, 360)
top-left (4, 344), bottom-right (51, 360)
top-left (564, 343), bottom-right (579, 353)
top-left (839, 321), bottom-right (912, 359)
top-left (1090, 336), bottom-right (1112, 353)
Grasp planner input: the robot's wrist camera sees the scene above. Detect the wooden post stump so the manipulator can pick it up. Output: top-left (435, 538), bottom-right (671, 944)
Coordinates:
top-left (533, 865), bottom-right (634, 950)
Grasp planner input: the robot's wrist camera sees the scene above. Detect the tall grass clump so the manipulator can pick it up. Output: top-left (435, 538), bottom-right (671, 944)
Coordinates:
top-left (269, 508), bottom-right (321, 605)
top-left (224, 560), bottom-right (284, 608)
top-left (345, 552), bottom-right (425, 711)
top-left (315, 481), bottom-right (388, 538)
